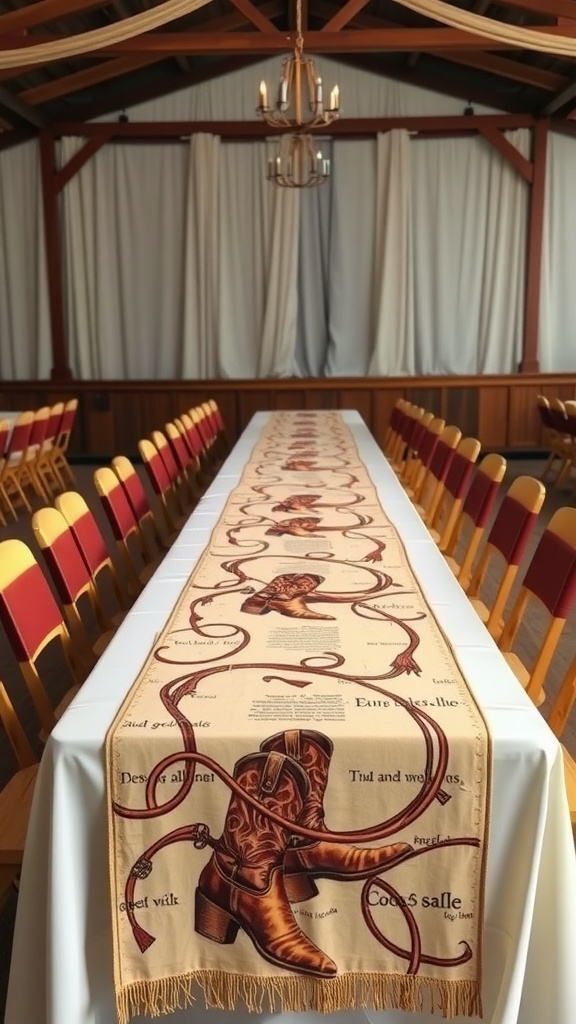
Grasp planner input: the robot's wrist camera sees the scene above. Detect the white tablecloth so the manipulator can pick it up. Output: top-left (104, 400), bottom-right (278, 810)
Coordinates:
top-left (6, 412), bottom-right (576, 1024)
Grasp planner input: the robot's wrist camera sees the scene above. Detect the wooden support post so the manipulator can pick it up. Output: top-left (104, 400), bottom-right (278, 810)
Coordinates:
top-left (520, 118), bottom-right (548, 373)
top-left (39, 129), bottom-right (72, 381)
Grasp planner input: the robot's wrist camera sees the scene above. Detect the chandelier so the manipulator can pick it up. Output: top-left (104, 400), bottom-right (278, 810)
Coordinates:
top-left (256, 0), bottom-right (339, 187)
top-left (266, 133), bottom-right (331, 189)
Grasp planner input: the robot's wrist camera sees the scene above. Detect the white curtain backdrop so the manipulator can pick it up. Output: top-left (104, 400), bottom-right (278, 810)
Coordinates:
top-left (0, 141), bottom-right (51, 378)
top-left (0, 60), bottom-right (570, 380)
top-left (61, 136), bottom-right (189, 378)
top-left (411, 129), bottom-right (529, 374)
top-left (369, 130), bottom-right (415, 376)
top-left (539, 131), bottom-right (576, 372)
top-left (181, 133), bottom-right (220, 378)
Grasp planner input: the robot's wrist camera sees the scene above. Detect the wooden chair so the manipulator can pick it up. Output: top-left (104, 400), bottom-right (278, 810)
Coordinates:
top-left (17, 406), bottom-right (52, 504)
top-left (467, 476), bottom-right (546, 640)
top-left (180, 411), bottom-right (211, 487)
top-left (138, 438), bottom-right (186, 537)
top-left (190, 406), bottom-right (217, 478)
top-left (0, 411), bottom-right (35, 517)
top-left (547, 397), bottom-right (571, 488)
top-left (428, 436), bottom-right (481, 549)
top-left (541, 656), bottom-right (576, 828)
top-left (34, 401), bottom-right (66, 496)
top-left (443, 453), bottom-right (507, 586)
top-left (396, 410), bottom-right (434, 486)
top-left (32, 505), bottom-right (116, 664)
top-left (0, 418), bottom-right (10, 526)
top-left (403, 416), bottom-right (446, 502)
top-left (537, 395), bottom-right (562, 483)
top-left (0, 538), bottom-right (83, 737)
top-left (49, 397), bottom-right (78, 487)
top-left (93, 467), bottom-right (158, 592)
top-left (150, 430), bottom-right (190, 517)
top-left (111, 454), bottom-right (171, 553)
top-left (165, 421), bottom-right (202, 504)
top-left (497, 507), bottom-right (576, 707)
top-left (0, 680), bottom-right (39, 905)
top-left (208, 398), bottom-right (229, 457)
top-left (390, 404), bottom-right (424, 472)
top-left (412, 424), bottom-right (462, 525)
top-left (382, 398), bottom-right (409, 458)
top-left (555, 399), bottom-right (576, 492)
top-left (55, 490), bottom-right (130, 618)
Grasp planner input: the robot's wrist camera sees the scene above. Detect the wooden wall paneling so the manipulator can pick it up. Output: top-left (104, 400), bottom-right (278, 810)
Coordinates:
top-left (445, 387), bottom-right (479, 438)
top-left (406, 388), bottom-right (442, 417)
top-left (477, 387), bottom-right (509, 449)
top-left (338, 389), bottom-right (372, 427)
top-left (306, 388), bottom-right (338, 410)
top-left (508, 384), bottom-right (543, 447)
top-left (274, 390), bottom-right (308, 410)
top-left (84, 391), bottom-right (116, 457)
top-left (238, 390), bottom-right (272, 430)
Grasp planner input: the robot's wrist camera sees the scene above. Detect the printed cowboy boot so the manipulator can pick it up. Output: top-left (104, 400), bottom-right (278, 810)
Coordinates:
top-left (260, 730), bottom-right (412, 903)
top-left (240, 573), bottom-right (335, 620)
top-left (195, 749), bottom-right (337, 978)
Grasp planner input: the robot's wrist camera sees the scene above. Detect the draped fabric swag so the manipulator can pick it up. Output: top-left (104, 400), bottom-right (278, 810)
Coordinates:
top-left (0, 59), bottom-right (574, 378)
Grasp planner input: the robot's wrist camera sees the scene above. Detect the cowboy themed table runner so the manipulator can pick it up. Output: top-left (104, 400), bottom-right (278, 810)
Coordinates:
top-left (107, 411), bottom-right (491, 1023)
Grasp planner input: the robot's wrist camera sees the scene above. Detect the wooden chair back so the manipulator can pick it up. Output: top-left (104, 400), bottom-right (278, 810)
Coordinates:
top-left (111, 455), bottom-right (168, 554)
top-left (139, 438), bottom-right (183, 536)
top-left (32, 506), bottom-right (102, 669)
top-left (429, 436), bottom-right (481, 549)
top-left (0, 538), bottom-right (81, 734)
top-left (55, 490), bottom-right (129, 614)
top-left (93, 467), bottom-right (145, 592)
top-left (467, 475), bottom-right (545, 639)
top-left (0, 680), bottom-right (39, 903)
top-left (498, 507), bottom-right (576, 706)
top-left (415, 424), bottom-right (462, 524)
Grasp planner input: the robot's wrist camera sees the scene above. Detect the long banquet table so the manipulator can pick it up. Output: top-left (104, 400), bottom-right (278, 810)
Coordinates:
top-left (6, 410), bottom-right (576, 1024)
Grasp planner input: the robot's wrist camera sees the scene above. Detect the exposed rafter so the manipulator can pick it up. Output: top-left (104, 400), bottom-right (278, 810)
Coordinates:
top-left (0, 2), bottom-right (576, 133)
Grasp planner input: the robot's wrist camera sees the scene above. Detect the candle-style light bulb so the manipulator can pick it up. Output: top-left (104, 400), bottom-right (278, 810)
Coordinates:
top-left (259, 80), bottom-right (268, 109)
top-left (332, 84), bottom-right (339, 110)
top-left (316, 77), bottom-right (323, 104)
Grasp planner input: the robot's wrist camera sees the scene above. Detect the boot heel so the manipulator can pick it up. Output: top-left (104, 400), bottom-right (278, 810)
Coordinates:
top-left (195, 889), bottom-right (240, 944)
top-left (284, 873), bottom-right (319, 903)
top-left (241, 598), bottom-right (270, 615)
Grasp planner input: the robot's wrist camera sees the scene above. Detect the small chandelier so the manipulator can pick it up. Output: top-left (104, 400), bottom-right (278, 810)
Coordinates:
top-left (256, 0), bottom-right (340, 133)
top-left (266, 133), bottom-right (331, 189)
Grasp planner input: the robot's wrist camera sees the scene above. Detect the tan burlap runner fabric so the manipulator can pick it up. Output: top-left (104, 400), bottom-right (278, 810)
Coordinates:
top-left (107, 411), bottom-right (491, 1023)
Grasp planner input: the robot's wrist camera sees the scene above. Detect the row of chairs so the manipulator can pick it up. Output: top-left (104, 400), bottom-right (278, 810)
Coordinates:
top-left (0, 399), bottom-right (78, 525)
top-left (384, 398), bottom-right (576, 821)
top-left (537, 394), bottom-right (576, 492)
top-left (0, 397), bottom-right (228, 904)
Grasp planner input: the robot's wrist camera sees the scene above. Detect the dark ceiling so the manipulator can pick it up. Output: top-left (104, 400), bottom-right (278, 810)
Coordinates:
top-left (1, 0), bottom-right (576, 143)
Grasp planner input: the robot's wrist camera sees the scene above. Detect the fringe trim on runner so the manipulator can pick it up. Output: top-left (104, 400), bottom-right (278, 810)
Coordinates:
top-left (115, 971), bottom-right (483, 1023)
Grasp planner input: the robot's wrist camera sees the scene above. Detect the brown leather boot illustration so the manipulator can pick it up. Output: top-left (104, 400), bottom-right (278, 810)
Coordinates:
top-left (261, 730), bottom-right (412, 903)
top-left (195, 749), bottom-right (337, 978)
top-left (240, 573), bottom-right (335, 620)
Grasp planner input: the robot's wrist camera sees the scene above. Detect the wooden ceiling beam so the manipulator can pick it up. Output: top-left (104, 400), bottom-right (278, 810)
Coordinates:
top-left (321, 0), bottom-right (371, 33)
top-left (314, 0), bottom-right (565, 89)
top-left (492, 0), bottom-right (576, 18)
top-left (4, 25), bottom-right (576, 59)
top-left (0, 85), bottom-right (48, 126)
top-left (227, 0), bottom-right (282, 34)
top-left (0, 0), bottom-right (110, 34)
top-left (542, 76), bottom-right (576, 112)
top-left (432, 49), bottom-right (567, 90)
top-left (47, 114), bottom-right (536, 138)
top-left (19, 55), bottom-right (162, 105)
